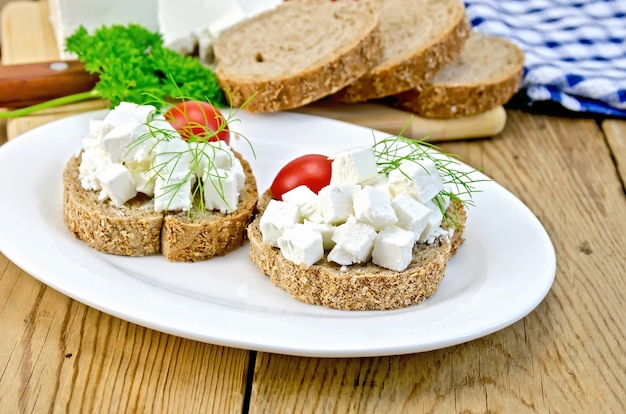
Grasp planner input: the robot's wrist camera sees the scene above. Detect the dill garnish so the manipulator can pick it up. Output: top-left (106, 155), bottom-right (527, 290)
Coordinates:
top-left (372, 133), bottom-right (485, 229)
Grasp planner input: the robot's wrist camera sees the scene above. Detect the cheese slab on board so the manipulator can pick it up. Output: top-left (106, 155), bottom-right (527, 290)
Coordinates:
top-left (49, 0), bottom-right (159, 60)
top-left (48, 0), bottom-right (282, 61)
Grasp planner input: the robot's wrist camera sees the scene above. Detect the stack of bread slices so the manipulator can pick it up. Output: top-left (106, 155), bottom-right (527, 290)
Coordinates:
top-left (213, 0), bottom-right (524, 120)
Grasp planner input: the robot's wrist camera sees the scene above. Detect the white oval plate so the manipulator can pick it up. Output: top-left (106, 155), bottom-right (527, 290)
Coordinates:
top-left (0, 110), bottom-right (555, 357)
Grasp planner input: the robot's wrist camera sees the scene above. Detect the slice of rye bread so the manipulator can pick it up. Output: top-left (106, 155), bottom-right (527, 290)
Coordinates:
top-left (389, 32), bottom-right (525, 118)
top-left (63, 151), bottom-right (258, 262)
top-left (247, 190), bottom-right (467, 311)
top-left (212, 0), bottom-right (383, 112)
top-left (331, 0), bottom-right (471, 103)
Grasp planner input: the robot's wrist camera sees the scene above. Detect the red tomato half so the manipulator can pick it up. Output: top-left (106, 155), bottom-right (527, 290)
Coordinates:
top-left (271, 154), bottom-right (332, 200)
top-left (164, 101), bottom-right (230, 144)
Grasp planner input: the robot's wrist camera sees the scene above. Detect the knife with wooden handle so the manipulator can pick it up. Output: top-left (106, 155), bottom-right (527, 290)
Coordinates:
top-left (0, 60), bottom-right (98, 108)
top-left (0, 60), bottom-right (506, 141)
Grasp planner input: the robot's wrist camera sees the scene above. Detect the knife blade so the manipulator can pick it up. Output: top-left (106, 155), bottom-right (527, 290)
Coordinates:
top-left (0, 60), bottom-right (98, 108)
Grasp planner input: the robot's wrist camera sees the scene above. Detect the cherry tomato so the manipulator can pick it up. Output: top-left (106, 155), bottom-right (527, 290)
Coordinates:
top-left (164, 101), bottom-right (230, 144)
top-left (270, 154), bottom-right (332, 200)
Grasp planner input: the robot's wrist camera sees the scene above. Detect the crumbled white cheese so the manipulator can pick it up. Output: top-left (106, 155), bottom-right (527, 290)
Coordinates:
top-left (259, 200), bottom-right (302, 247)
top-left (78, 102), bottom-right (244, 213)
top-left (352, 186), bottom-right (397, 230)
top-left (277, 224), bottom-right (324, 268)
top-left (318, 183), bottom-right (360, 224)
top-left (372, 225), bottom-right (417, 272)
top-left (388, 159), bottom-right (444, 203)
top-left (330, 146), bottom-right (378, 185)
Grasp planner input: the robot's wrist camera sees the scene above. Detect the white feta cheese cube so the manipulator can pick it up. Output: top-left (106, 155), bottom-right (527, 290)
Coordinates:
top-left (327, 244), bottom-right (359, 266)
top-left (318, 184), bottom-right (359, 224)
top-left (330, 146), bottom-right (378, 185)
top-left (203, 169), bottom-right (240, 214)
top-left (102, 123), bottom-right (149, 163)
top-left (391, 193), bottom-right (432, 238)
top-left (125, 159), bottom-right (155, 196)
top-left (418, 201), bottom-right (445, 243)
top-left (388, 159), bottom-right (444, 203)
top-left (331, 216), bottom-right (376, 263)
top-left (79, 148), bottom-right (111, 191)
top-left (303, 220), bottom-right (336, 250)
top-left (282, 185), bottom-right (321, 220)
top-left (96, 163), bottom-right (137, 207)
top-left (361, 173), bottom-right (394, 198)
top-left (259, 199), bottom-right (302, 247)
top-left (153, 138), bottom-right (192, 176)
top-left (102, 102), bottom-right (156, 134)
top-left (372, 225), bottom-right (416, 271)
top-left (353, 186), bottom-right (397, 230)
top-left (277, 224), bottom-right (324, 268)
top-left (154, 171), bottom-right (193, 212)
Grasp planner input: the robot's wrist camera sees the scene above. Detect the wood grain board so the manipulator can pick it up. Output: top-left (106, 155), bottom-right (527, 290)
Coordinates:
top-left (1, 1), bottom-right (625, 413)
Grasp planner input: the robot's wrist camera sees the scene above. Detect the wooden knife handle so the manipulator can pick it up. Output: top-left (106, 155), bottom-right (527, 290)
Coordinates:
top-left (0, 60), bottom-right (98, 108)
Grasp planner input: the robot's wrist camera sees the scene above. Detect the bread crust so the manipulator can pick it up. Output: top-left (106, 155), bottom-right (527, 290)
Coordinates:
top-left (247, 190), bottom-right (466, 311)
top-left (331, 0), bottom-right (471, 103)
top-left (390, 34), bottom-right (525, 118)
top-left (63, 151), bottom-right (258, 261)
top-left (213, 1), bottom-right (383, 112)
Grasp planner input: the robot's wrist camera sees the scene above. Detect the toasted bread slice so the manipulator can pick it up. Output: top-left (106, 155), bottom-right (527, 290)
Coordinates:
top-left (213, 0), bottom-right (383, 112)
top-left (390, 32), bottom-right (525, 118)
top-left (247, 190), bottom-right (466, 311)
top-left (63, 151), bottom-right (258, 261)
top-left (331, 0), bottom-right (471, 103)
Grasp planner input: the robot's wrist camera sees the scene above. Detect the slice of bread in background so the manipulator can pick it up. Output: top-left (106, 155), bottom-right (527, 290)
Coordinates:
top-left (331, 0), bottom-right (471, 103)
top-left (63, 151), bottom-right (258, 260)
top-left (247, 190), bottom-right (466, 311)
top-left (213, 0), bottom-right (383, 112)
top-left (161, 153), bottom-right (258, 262)
top-left (389, 32), bottom-right (525, 118)
top-left (63, 154), bottom-right (164, 256)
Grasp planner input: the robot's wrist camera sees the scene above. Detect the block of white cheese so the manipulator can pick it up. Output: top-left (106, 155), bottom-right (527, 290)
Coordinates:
top-left (96, 163), bottom-right (137, 207)
top-left (49, 0), bottom-right (159, 60)
top-left (259, 199), bottom-right (302, 247)
top-left (352, 186), bottom-right (398, 230)
top-left (329, 216), bottom-right (377, 264)
top-left (391, 193), bottom-right (432, 238)
top-left (277, 224), bottom-right (324, 268)
top-left (372, 225), bottom-right (417, 272)
top-left (318, 184), bottom-right (360, 224)
top-left (156, 0), bottom-right (246, 63)
top-left (154, 172), bottom-right (194, 212)
top-left (203, 169), bottom-right (240, 214)
top-left (281, 185), bottom-right (321, 222)
top-left (330, 146), bottom-right (378, 185)
top-left (388, 159), bottom-right (444, 203)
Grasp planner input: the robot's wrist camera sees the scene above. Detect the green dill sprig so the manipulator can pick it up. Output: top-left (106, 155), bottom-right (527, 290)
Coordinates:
top-left (372, 133), bottom-right (486, 229)
top-left (125, 94), bottom-right (254, 220)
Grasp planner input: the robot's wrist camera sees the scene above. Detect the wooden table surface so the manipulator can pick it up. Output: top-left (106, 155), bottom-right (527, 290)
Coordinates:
top-left (1, 2), bottom-right (625, 413)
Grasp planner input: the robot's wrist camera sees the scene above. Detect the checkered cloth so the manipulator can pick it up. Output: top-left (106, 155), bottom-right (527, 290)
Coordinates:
top-left (464, 0), bottom-right (626, 117)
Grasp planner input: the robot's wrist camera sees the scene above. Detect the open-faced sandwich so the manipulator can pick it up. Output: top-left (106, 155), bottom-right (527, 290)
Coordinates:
top-left (63, 101), bottom-right (258, 262)
top-left (247, 135), bottom-right (476, 310)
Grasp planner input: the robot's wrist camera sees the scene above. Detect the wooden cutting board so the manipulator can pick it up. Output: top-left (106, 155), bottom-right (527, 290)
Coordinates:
top-left (0, 0), bottom-right (507, 141)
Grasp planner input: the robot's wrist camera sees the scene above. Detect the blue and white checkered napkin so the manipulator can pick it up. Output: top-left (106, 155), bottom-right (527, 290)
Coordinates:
top-left (464, 0), bottom-right (626, 117)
